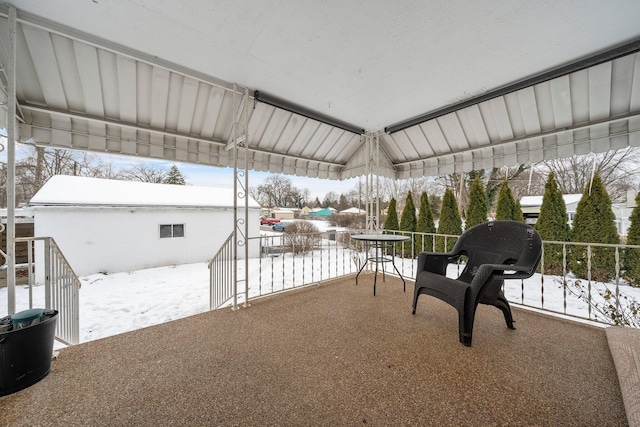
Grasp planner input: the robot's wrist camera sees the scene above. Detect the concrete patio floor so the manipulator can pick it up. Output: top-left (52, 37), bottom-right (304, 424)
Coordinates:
top-left (0, 274), bottom-right (626, 426)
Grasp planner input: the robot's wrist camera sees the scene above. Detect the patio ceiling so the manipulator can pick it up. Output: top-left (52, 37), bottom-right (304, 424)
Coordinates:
top-left (1, 1), bottom-right (640, 180)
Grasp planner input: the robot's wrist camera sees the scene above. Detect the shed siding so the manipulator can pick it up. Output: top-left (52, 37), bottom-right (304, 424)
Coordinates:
top-left (33, 206), bottom-right (259, 277)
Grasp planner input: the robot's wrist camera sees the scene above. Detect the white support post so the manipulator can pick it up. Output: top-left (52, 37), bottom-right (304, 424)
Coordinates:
top-left (6, 6), bottom-right (17, 315)
top-left (375, 132), bottom-right (380, 231)
top-left (243, 86), bottom-right (250, 308)
top-left (365, 134), bottom-right (373, 231)
top-left (364, 132), bottom-right (381, 232)
top-left (231, 84), bottom-right (249, 309)
top-left (232, 84), bottom-right (239, 311)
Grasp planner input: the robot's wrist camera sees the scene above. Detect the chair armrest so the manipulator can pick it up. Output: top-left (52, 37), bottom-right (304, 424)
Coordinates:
top-left (417, 251), bottom-right (460, 276)
top-left (471, 263), bottom-right (535, 285)
top-left (465, 263), bottom-right (533, 302)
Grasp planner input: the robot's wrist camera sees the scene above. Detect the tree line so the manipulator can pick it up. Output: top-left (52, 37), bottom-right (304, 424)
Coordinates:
top-left (249, 149), bottom-right (639, 220)
top-left (0, 145), bottom-right (188, 207)
top-left (381, 169), bottom-right (640, 288)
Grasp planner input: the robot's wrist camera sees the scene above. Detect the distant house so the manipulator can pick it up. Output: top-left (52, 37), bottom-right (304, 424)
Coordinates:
top-left (520, 192), bottom-right (637, 235)
top-left (272, 208), bottom-right (295, 220)
top-left (520, 194), bottom-right (582, 225)
top-left (308, 208), bottom-right (334, 217)
top-left (340, 207), bottom-right (365, 215)
top-left (29, 175), bottom-right (260, 276)
top-left (300, 206), bottom-right (312, 216)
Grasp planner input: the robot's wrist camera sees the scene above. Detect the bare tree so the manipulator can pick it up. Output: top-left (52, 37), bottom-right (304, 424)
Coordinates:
top-left (378, 176), bottom-right (433, 205)
top-left (437, 165), bottom-right (539, 215)
top-left (250, 175), bottom-right (308, 208)
top-left (121, 162), bottom-right (168, 183)
top-left (539, 148), bottom-right (640, 202)
top-left (90, 157), bottom-right (126, 180)
top-left (10, 145), bottom-right (120, 206)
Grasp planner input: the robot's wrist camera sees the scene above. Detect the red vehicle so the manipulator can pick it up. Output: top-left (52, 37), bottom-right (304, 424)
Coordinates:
top-left (260, 216), bottom-right (281, 225)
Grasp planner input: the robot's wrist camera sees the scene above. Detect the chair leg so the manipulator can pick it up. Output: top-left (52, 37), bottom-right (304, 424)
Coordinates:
top-left (460, 332), bottom-right (472, 347)
top-left (494, 295), bottom-right (516, 330)
top-left (459, 305), bottom-right (476, 347)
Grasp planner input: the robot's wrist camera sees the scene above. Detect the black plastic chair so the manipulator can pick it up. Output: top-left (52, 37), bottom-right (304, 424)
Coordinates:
top-left (412, 221), bottom-right (542, 346)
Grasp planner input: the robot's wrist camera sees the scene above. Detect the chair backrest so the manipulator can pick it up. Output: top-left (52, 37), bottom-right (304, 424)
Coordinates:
top-left (453, 221), bottom-right (542, 284)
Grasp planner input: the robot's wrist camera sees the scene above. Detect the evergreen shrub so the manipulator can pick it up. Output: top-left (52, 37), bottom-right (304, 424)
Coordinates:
top-left (416, 191), bottom-right (436, 253)
top-left (436, 188), bottom-right (462, 252)
top-left (535, 172), bottom-right (571, 275)
top-left (465, 177), bottom-right (488, 230)
top-left (570, 173), bottom-right (620, 282)
top-left (398, 192), bottom-right (417, 256)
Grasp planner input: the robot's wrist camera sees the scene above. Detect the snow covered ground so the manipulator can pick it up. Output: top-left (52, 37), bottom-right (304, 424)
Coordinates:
top-left (2, 219), bottom-right (640, 348)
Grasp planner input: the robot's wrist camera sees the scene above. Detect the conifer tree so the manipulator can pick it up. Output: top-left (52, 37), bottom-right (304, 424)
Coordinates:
top-left (625, 191), bottom-right (640, 286)
top-left (495, 179), bottom-right (523, 221)
top-left (514, 199), bottom-right (524, 223)
top-left (465, 177), bottom-right (488, 230)
top-left (383, 197), bottom-right (400, 256)
top-left (416, 191), bottom-right (436, 253)
top-left (436, 188), bottom-right (462, 252)
top-left (399, 192), bottom-right (417, 256)
top-left (383, 198), bottom-right (399, 231)
top-left (163, 164), bottom-right (187, 185)
top-left (535, 172), bottom-right (571, 275)
top-left (570, 173), bottom-right (620, 281)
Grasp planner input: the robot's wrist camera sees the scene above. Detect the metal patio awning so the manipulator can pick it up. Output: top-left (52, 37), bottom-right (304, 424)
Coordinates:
top-left (1, 1), bottom-right (640, 180)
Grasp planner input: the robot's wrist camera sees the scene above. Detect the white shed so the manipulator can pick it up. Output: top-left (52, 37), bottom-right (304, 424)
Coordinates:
top-left (29, 175), bottom-right (260, 276)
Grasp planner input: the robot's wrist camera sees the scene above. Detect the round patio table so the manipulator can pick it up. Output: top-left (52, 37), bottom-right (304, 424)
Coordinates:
top-left (351, 233), bottom-right (411, 296)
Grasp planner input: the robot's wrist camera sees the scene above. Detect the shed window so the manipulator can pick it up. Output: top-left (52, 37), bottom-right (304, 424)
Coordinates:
top-left (160, 224), bottom-right (185, 238)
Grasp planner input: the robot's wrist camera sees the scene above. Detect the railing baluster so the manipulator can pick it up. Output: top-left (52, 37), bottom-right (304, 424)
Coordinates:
top-left (562, 243), bottom-right (567, 315)
top-left (587, 245), bottom-right (592, 320)
top-left (615, 247), bottom-right (621, 316)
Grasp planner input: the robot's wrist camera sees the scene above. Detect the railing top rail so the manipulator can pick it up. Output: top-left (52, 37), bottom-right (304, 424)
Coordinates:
top-left (542, 239), bottom-right (640, 249)
top-left (15, 236), bottom-right (50, 243)
top-left (208, 231), bottom-right (234, 269)
top-left (238, 229), bottom-right (640, 251)
top-left (15, 235), bottom-right (82, 281)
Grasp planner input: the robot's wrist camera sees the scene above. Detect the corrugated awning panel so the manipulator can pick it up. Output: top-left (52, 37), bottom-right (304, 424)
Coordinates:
top-left (388, 52), bottom-right (640, 179)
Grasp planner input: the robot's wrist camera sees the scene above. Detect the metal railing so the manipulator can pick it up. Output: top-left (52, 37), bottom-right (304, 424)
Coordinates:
top-left (208, 230), bottom-right (363, 309)
top-left (250, 231), bottom-right (360, 299)
top-left (208, 232), bottom-right (235, 310)
top-left (209, 227), bottom-right (640, 328)
top-left (15, 236), bottom-right (81, 345)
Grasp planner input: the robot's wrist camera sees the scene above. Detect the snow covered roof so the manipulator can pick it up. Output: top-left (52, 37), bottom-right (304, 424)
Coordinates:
top-left (340, 207), bottom-right (365, 214)
top-left (520, 194), bottom-right (582, 207)
top-left (29, 175), bottom-right (260, 208)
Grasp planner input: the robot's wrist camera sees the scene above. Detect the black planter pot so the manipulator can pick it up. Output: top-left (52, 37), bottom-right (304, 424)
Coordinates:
top-left (0, 309), bottom-right (58, 396)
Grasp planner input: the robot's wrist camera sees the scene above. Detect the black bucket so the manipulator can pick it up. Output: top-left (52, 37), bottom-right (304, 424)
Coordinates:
top-left (0, 309), bottom-right (58, 396)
